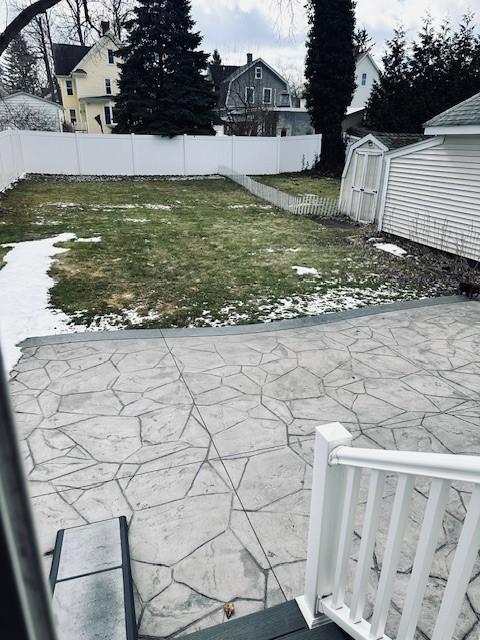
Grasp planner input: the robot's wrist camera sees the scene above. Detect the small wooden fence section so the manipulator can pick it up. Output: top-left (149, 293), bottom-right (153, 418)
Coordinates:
top-left (218, 165), bottom-right (340, 218)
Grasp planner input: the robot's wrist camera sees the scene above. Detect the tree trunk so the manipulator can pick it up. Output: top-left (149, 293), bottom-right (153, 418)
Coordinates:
top-left (36, 16), bottom-right (56, 101)
top-left (318, 127), bottom-right (345, 176)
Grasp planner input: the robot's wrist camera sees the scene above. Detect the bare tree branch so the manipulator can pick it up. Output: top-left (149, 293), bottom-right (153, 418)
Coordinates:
top-left (0, 0), bottom-right (63, 56)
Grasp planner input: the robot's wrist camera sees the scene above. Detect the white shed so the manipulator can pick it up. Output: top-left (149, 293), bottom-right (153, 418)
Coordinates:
top-left (377, 91), bottom-right (480, 261)
top-left (0, 92), bottom-right (63, 132)
top-left (340, 132), bottom-right (424, 223)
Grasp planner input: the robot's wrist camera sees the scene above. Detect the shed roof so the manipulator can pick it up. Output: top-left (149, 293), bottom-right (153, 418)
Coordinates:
top-left (348, 127), bottom-right (425, 150)
top-left (424, 91), bottom-right (480, 128)
top-left (52, 43), bottom-right (92, 76)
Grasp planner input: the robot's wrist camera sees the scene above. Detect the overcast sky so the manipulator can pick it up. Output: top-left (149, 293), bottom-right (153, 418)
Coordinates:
top-left (191, 0), bottom-right (477, 79)
top-left (0, 0), bottom-right (476, 76)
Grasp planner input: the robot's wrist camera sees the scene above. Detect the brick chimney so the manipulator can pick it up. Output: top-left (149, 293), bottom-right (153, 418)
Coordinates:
top-left (101, 21), bottom-right (110, 36)
top-left (247, 53), bottom-right (253, 64)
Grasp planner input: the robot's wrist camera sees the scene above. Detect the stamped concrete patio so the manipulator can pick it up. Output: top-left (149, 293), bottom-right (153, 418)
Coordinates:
top-left (9, 298), bottom-right (480, 640)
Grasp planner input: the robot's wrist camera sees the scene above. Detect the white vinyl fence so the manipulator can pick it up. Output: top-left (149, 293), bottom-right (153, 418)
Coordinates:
top-left (0, 129), bottom-right (322, 191)
top-left (298, 423), bottom-right (480, 640)
top-left (219, 166), bottom-right (340, 218)
top-left (0, 131), bottom-right (24, 191)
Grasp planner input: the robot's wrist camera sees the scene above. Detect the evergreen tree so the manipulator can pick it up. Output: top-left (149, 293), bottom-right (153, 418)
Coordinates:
top-left (354, 28), bottom-right (373, 55)
top-left (407, 16), bottom-right (451, 130)
top-left (211, 49), bottom-right (222, 65)
top-left (115, 0), bottom-right (216, 135)
top-left (448, 14), bottom-right (480, 107)
top-left (366, 14), bottom-right (480, 133)
top-left (304, 0), bottom-right (356, 175)
top-left (4, 33), bottom-right (41, 95)
top-left (365, 27), bottom-right (411, 132)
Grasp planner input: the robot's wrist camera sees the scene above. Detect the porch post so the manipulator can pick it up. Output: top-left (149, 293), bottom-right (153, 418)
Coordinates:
top-left (296, 422), bottom-right (352, 628)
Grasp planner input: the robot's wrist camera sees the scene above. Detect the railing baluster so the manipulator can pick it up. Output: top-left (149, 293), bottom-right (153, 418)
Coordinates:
top-left (332, 466), bottom-right (362, 609)
top-left (431, 484), bottom-right (480, 640)
top-left (369, 474), bottom-right (415, 639)
top-left (350, 470), bottom-right (386, 623)
top-left (397, 479), bottom-right (450, 640)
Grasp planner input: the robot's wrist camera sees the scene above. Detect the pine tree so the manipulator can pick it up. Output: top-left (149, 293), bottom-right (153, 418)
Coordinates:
top-left (448, 14), bottom-right (480, 107)
top-left (407, 16), bottom-right (451, 130)
top-left (4, 33), bottom-right (41, 95)
top-left (366, 15), bottom-right (480, 133)
top-left (114, 0), bottom-right (216, 135)
top-left (304, 0), bottom-right (356, 176)
top-left (354, 28), bottom-right (373, 55)
top-left (365, 27), bottom-right (412, 132)
top-left (211, 49), bottom-right (222, 65)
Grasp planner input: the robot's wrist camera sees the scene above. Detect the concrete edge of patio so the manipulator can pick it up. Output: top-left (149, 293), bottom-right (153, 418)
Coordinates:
top-left (19, 294), bottom-right (475, 347)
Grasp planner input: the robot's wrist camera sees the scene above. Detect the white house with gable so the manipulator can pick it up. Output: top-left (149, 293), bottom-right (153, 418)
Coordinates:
top-left (0, 92), bottom-right (63, 132)
top-left (351, 52), bottom-right (380, 110)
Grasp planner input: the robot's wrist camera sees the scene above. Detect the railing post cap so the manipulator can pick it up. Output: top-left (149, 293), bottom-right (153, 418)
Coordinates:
top-left (315, 422), bottom-right (352, 448)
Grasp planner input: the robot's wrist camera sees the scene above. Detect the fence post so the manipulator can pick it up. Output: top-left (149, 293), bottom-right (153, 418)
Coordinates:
top-left (130, 133), bottom-right (136, 176)
top-left (231, 135), bottom-right (235, 173)
top-left (183, 134), bottom-right (187, 176)
top-left (276, 134), bottom-right (281, 174)
top-left (74, 133), bottom-right (82, 175)
top-left (297, 422), bottom-right (352, 628)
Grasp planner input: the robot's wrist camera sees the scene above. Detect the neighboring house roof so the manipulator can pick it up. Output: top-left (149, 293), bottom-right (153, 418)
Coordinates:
top-left (424, 91), bottom-right (480, 128)
top-left (356, 51), bottom-right (381, 74)
top-left (70, 33), bottom-right (121, 75)
top-left (1, 91), bottom-right (62, 109)
top-left (52, 43), bottom-right (92, 76)
top-left (209, 64), bottom-right (240, 88)
top-left (225, 57), bottom-right (288, 88)
top-left (348, 127), bottom-right (425, 150)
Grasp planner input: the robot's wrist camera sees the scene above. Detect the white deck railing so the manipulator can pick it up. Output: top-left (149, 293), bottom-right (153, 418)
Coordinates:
top-left (218, 165), bottom-right (340, 218)
top-left (297, 423), bottom-right (480, 640)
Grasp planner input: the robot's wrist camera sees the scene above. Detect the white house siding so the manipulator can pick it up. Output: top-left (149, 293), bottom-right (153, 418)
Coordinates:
top-left (381, 135), bottom-right (480, 260)
top-left (351, 55), bottom-right (379, 110)
top-left (0, 93), bottom-right (62, 131)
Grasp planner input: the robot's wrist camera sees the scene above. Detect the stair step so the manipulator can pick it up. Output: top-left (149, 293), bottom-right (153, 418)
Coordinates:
top-left (182, 600), bottom-right (348, 640)
top-left (49, 516), bottom-right (137, 640)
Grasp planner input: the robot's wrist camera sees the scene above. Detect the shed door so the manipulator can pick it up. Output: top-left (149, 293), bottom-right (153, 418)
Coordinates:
top-left (349, 151), bottom-right (383, 223)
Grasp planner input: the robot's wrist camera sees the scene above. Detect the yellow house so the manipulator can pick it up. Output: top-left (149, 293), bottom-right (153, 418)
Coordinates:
top-left (53, 33), bottom-right (122, 134)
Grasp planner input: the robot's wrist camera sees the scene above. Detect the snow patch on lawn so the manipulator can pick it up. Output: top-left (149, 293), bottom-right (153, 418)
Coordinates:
top-left (165, 175), bottom-right (225, 181)
top-left (84, 308), bottom-right (161, 330)
top-left (77, 236), bottom-right (102, 243)
top-left (144, 204), bottom-right (172, 210)
top-left (43, 202), bottom-right (78, 208)
top-left (124, 218), bottom-right (149, 223)
top-left (228, 203), bottom-right (273, 210)
top-left (257, 286), bottom-right (416, 322)
top-left (367, 238), bottom-right (407, 257)
top-left (373, 243), bottom-right (407, 257)
top-left (292, 265), bottom-right (320, 277)
top-left (0, 233), bottom-right (86, 373)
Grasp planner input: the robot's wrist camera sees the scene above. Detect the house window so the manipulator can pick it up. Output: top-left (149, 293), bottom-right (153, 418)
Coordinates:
top-left (245, 86), bottom-right (254, 104)
top-left (105, 79), bottom-right (112, 95)
top-left (255, 66), bottom-right (262, 79)
top-left (279, 92), bottom-right (290, 106)
top-left (69, 108), bottom-right (77, 125)
top-left (107, 49), bottom-right (115, 64)
top-left (66, 79), bottom-right (73, 96)
top-left (263, 88), bottom-right (272, 104)
top-left (104, 105), bottom-right (117, 126)
top-left (361, 72), bottom-right (367, 86)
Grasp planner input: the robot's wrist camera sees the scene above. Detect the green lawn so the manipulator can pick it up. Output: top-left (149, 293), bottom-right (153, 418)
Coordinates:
top-left (0, 175), bottom-right (458, 329)
top-left (255, 173), bottom-right (341, 198)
